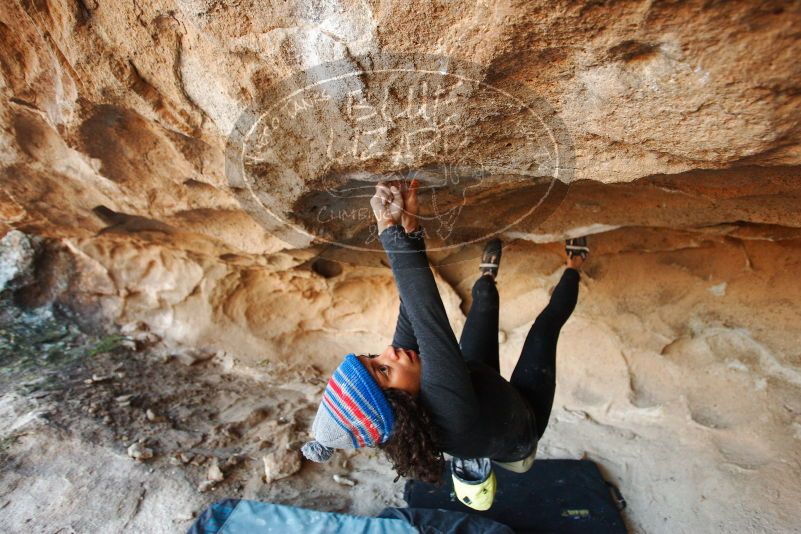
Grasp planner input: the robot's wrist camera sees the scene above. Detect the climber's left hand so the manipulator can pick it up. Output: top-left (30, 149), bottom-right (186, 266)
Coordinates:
top-left (370, 182), bottom-right (404, 234)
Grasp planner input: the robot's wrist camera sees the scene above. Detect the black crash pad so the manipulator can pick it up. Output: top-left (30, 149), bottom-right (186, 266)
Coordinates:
top-left (404, 459), bottom-right (627, 534)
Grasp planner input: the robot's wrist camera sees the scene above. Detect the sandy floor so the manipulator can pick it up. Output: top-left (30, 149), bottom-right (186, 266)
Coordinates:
top-left (0, 315), bottom-right (404, 533)
top-left (0, 361), bottom-right (406, 532)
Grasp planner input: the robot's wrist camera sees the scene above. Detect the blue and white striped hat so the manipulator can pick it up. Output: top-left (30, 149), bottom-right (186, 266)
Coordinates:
top-left (301, 354), bottom-right (395, 462)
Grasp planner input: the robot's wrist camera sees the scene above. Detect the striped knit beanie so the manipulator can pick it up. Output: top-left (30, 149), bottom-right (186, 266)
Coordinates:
top-left (301, 353), bottom-right (395, 462)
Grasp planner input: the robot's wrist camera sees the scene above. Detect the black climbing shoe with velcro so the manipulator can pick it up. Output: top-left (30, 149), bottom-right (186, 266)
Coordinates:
top-left (565, 236), bottom-right (590, 260)
top-left (479, 238), bottom-right (503, 278)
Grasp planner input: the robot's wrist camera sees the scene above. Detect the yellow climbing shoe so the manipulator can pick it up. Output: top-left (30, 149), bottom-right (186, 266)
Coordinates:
top-left (450, 457), bottom-right (497, 511)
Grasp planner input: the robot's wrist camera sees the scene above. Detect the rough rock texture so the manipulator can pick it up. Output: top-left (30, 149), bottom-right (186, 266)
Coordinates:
top-left (263, 450), bottom-right (302, 484)
top-left (0, 230), bottom-right (36, 290)
top-left (1, 1), bottom-right (801, 532)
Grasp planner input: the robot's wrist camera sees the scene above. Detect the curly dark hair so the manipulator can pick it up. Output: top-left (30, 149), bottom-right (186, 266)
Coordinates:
top-left (378, 388), bottom-right (445, 485)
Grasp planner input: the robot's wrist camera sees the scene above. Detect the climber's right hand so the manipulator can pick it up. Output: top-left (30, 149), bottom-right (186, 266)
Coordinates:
top-left (370, 181), bottom-right (404, 234)
top-left (399, 178), bottom-right (420, 234)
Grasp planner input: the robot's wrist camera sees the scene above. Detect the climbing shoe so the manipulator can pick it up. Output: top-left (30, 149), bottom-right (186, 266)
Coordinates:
top-left (450, 457), bottom-right (497, 511)
top-left (565, 236), bottom-right (590, 260)
top-left (479, 238), bottom-right (503, 278)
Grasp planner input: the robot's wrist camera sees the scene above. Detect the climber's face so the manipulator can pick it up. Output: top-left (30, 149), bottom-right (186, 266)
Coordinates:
top-left (358, 346), bottom-right (421, 396)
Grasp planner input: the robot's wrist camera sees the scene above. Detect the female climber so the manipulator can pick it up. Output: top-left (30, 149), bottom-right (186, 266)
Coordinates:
top-left (301, 180), bottom-right (589, 509)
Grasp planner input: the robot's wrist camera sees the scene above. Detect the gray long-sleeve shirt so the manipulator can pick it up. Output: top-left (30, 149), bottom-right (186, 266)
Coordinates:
top-left (380, 225), bottom-right (537, 461)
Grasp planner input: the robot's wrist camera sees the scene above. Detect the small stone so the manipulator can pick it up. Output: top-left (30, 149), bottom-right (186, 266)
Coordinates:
top-left (146, 408), bottom-right (164, 422)
top-left (121, 339), bottom-right (137, 350)
top-left (21, 378), bottom-right (47, 387)
top-left (92, 374), bottom-right (113, 382)
top-left (128, 442), bottom-right (154, 461)
top-left (174, 348), bottom-right (215, 366)
top-left (207, 458), bottom-right (225, 482)
top-left (217, 351), bottom-right (235, 371)
top-left (173, 512), bottom-right (195, 522)
top-left (117, 400), bottom-right (131, 407)
top-left (262, 450), bottom-right (302, 483)
top-left (103, 415), bottom-right (113, 425)
top-left (120, 321), bottom-right (147, 336)
top-left (180, 452), bottom-right (195, 464)
top-left (115, 394), bottom-right (135, 403)
top-left (197, 480), bottom-right (215, 493)
top-left (333, 474), bottom-right (356, 487)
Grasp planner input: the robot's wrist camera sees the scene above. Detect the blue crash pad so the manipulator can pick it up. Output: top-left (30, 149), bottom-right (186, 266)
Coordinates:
top-left (188, 499), bottom-right (417, 534)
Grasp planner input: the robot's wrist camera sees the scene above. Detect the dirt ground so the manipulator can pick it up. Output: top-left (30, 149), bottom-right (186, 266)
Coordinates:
top-left (0, 302), bottom-right (404, 533)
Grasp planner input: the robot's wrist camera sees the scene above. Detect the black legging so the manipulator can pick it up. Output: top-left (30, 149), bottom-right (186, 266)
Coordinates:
top-left (459, 268), bottom-right (580, 438)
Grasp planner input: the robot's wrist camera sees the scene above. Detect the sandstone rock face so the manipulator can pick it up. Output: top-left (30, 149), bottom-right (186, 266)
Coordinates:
top-left (0, 230), bottom-right (36, 290)
top-left (1, 1), bottom-right (800, 532)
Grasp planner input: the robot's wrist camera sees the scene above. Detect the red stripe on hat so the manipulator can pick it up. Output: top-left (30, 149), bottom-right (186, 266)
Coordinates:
top-left (323, 394), bottom-right (366, 447)
top-left (328, 379), bottom-right (381, 444)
